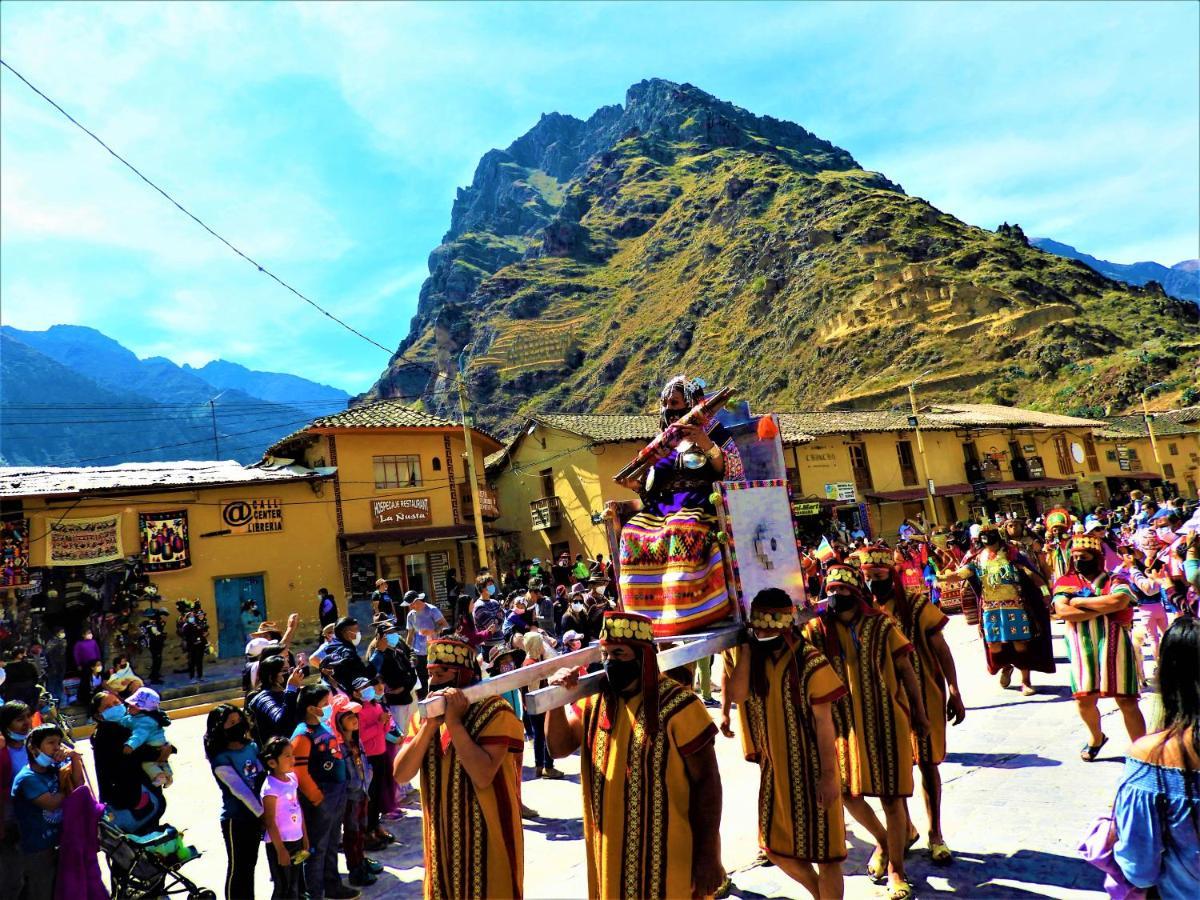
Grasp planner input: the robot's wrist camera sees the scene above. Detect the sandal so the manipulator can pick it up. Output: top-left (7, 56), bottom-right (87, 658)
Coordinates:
top-left (1020, 684), bottom-right (1036, 696)
top-left (1081, 735), bottom-right (1108, 762)
top-left (929, 840), bottom-right (953, 864)
top-left (905, 828), bottom-right (920, 855)
top-left (999, 667), bottom-right (1013, 689)
top-left (888, 880), bottom-right (915, 900)
top-left (867, 846), bottom-right (889, 883)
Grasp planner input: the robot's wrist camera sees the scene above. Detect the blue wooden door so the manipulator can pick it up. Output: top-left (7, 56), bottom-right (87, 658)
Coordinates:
top-left (214, 575), bottom-right (266, 658)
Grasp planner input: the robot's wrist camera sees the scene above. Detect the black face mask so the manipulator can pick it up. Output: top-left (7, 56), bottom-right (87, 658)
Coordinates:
top-left (603, 657), bottom-right (641, 693)
top-left (1075, 557), bottom-right (1102, 578)
top-left (867, 579), bottom-right (893, 600)
top-left (752, 634), bottom-right (784, 653)
top-left (982, 534), bottom-right (1001, 547)
top-left (224, 725), bottom-right (246, 742)
top-left (829, 593), bottom-right (858, 615)
top-left (428, 677), bottom-right (457, 692)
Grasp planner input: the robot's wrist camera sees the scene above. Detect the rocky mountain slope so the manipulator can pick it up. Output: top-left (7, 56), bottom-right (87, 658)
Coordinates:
top-left (1031, 238), bottom-right (1199, 304)
top-left (363, 79), bottom-right (1200, 426)
top-left (1, 325), bottom-right (347, 466)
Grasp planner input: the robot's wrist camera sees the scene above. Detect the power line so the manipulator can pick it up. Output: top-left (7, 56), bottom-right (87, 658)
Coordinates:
top-left (0, 57), bottom-right (443, 378)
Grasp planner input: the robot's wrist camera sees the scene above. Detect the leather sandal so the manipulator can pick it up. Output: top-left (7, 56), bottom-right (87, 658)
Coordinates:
top-left (888, 880), bottom-right (915, 900)
top-left (929, 840), bottom-right (953, 864)
top-left (1080, 735), bottom-right (1108, 762)
top-left (867, 846), bottom-right (888, 883)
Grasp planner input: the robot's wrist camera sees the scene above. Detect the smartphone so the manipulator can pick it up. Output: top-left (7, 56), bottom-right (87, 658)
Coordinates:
top-left (290, 849), bottom-right (310, 866)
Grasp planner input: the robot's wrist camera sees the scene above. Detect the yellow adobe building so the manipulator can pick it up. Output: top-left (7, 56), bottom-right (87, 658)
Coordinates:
top-left (2, 460), bottom-right (340, 659)
top-left (1092, 405), bottom-right (1200, 501)
top-left (488, 403), bottom-right (1114, 553)
top-left (486, 413), bottom-right (816, 566)
top-left (264, 401), bottom-right (502, 612)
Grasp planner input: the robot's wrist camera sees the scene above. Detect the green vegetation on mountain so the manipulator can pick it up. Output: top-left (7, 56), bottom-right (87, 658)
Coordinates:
top-left (364, 79), bottom-right (1199, 427)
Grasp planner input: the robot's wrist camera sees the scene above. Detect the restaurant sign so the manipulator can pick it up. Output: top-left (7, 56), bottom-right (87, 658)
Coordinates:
top-left (793, 501), bottom-right (821, 517)
top-left (372, 497), bottom-right (433, 529)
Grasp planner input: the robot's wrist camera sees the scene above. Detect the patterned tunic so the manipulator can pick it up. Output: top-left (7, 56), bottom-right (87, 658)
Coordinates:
top-left (419, 695), bottom-right (525, 899)
top-left (740, 641), bottom-right (848, 862)
top-left (805, 613), bottom-right (915, 798)
top-left (957, 549), bottom-right (1031, 644)
top-left (1053, 573), bottom-right (1139, 699)
top-left (579, 674), bottom-right (718, 899)
top-left (882, 595), bottom-right (950, 765)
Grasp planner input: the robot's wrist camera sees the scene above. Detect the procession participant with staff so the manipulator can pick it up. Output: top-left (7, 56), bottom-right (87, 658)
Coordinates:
top-left (545, 610), bottom-right (726, 900)
top-left (804, 565), bottom-right (929, 900)
top-left (614, 375), bottom-right (738, 636)
top-left (851, 545), bottom-right (966, 865)
top-left (392, 638), bottom-right (524, 900)
top-left (725, 588), bottom-right (847, 900)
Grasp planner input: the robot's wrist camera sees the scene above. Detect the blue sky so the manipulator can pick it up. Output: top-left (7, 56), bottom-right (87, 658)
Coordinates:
top-left (1, 1), bottom-right (1197, 393)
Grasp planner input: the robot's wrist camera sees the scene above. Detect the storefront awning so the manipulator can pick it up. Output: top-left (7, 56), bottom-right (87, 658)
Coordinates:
top-left (865, 477), bottom-right (1078, 503)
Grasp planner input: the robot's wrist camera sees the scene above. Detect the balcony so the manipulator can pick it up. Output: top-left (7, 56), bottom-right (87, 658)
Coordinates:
top-left (981, 459), bottom-right (1003, 482)
top-left (530, 496), bottom-right (562, 531)
top-left (459, 484), bottom-right (501, 521)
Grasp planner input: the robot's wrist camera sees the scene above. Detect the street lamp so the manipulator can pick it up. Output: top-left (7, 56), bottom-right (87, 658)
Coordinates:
top-left (1141, 381), bottom-right (1169, 495)
top-left (907, 370), bottom-right (939, 528)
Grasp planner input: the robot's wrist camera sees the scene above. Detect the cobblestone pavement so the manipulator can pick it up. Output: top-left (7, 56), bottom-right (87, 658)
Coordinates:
top-left (87, 613), bottom-right (1160, 898)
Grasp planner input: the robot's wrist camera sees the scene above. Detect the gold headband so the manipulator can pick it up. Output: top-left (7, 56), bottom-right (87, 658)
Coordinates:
top-left (853, 548), bottom-right (893, 568)
top-left (1071, 535), bottom-right (1104, 555)
top-left (825, 567), bottom-right (861, 588)
top-left (427, 640), bottom-right (475, 669)
top-left (749, 609), bottom-right (795, 630)
top-left (600, 614), bottom-right (655, 645)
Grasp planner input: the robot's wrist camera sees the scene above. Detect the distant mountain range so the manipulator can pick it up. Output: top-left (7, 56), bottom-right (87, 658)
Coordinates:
top-left (0, 325), bottom-right (348, 466)
top-left (1030, 238), bottom-right (1199, 304)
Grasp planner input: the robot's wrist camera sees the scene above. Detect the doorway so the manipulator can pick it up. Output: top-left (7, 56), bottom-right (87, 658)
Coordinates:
top-left (214, 574), bottom-right (265, 659)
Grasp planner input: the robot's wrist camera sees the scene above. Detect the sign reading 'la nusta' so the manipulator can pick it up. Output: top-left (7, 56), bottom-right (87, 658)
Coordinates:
top-left (371, 497), bottom-right (433, 529)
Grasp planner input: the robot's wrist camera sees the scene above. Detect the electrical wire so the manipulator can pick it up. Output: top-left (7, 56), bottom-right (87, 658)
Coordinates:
top-left (0, 57), bottom-right (443, 379)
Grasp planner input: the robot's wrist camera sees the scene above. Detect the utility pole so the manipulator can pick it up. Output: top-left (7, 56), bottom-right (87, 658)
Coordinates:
top-left (908, 371), bottom-right (940, 528)
top-left (1141, 382), bottom-right (1169, 496)
top-left (208, 397), bottom-right (220, 459)
top-left (456, 362), bottom-right (490, 572)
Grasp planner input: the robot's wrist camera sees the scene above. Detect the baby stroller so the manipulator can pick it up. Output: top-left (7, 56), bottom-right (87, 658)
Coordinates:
top-left (99, 815), bottom-right (215, 900)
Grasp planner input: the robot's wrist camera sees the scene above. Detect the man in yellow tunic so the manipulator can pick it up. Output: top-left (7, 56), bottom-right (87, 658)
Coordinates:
top-left (853, 545), bottom-right (966, 866)
top-left (393, 638), bottom-right (524, 900)
top-left (546, 610), bottom-right (726, 899)
top-left (804, 564), bottom-right (929, 900)
top-left (726, 588), bottom-right (847, 900)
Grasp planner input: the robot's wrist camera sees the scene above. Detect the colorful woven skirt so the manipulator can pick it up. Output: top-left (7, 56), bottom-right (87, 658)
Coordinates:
top-left (618, 505), bottom-right (732, 636)
top-left (1064, 617), bottom-right (1139, 698)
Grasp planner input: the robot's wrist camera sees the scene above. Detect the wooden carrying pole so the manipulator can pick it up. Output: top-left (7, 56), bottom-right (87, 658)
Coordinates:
top-left (612, 387), bottom-right (734, 484)
top-left (524, 624), bottom-right (744, 715)
top-left (418, 644), bottom-right (602, 719)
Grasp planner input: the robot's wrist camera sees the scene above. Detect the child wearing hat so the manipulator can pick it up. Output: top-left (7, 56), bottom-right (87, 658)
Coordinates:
top-left (122, 686), bottom-right (175, 787)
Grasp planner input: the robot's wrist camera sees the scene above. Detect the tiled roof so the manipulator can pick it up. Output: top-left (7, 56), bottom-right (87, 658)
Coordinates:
top-left (534, 413), bottom-right (816, 446)
top-left (266, 400), bottom-right (499, 456)
top-left (1098, 406), bottom-right (1200, 439)
top-left (0, 461), bottom-right (335, 499)
top-left (778, 403), bottom-right (1105, 436)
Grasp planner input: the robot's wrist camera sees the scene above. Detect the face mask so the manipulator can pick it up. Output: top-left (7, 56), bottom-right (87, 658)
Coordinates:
top-left (224, 725), bottom-right (245, 742)
top-left (571, 602), bottom-right (585, 613)
top-left (603, 656), bottom-right (641, 693)
top-left (318, 704), bottom-right (334, 727)
top-left (867, 579), bottom-right (893, 600)
top-left (101, 705), bottom-right (126, 723)
top-left (428, 677), bottom-right (457, 692)
top-left (829, 593), bottom-right (858, 615)
top-left (1075, 558), bottom-right (1102, 578)
top-left (360, 687), bottom-right (377, 702)
top-left (385, 633), bottom-right (400, 648)
top-left (351, 633), bottom-right (362, 646)
top-left (487, 584), bottom-right (497, 596)
top-left (34, 751), bottom-right (57, 768)
top-left (6, 730), bottom-right (27, 743)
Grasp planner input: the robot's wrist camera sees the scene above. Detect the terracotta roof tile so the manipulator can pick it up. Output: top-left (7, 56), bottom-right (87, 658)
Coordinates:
top-left (1099, 406), bottom-right (1200, 438)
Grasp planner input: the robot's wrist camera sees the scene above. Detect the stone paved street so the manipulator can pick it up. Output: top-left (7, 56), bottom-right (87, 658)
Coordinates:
top-left (84, 612), bottom-right (1160, 899)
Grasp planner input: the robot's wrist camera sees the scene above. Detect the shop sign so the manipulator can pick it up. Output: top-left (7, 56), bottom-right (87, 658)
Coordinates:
top-left (793, 501), bottom-right (821, 517)
top-left (372, 496), bottom-right (433, 529)
top-left (992, 488), bottom-right (1024, 497)
top-left (1118, 458), bottom-right (1132, 472)
top-left (824, 482), bottom-right (856, 502)
top-left (221, 498), bottom-right (284, 535)
top-left (1022, 444), bottom-right (1036, 454)
top-left (971, 481), bottom-right (989, 501)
